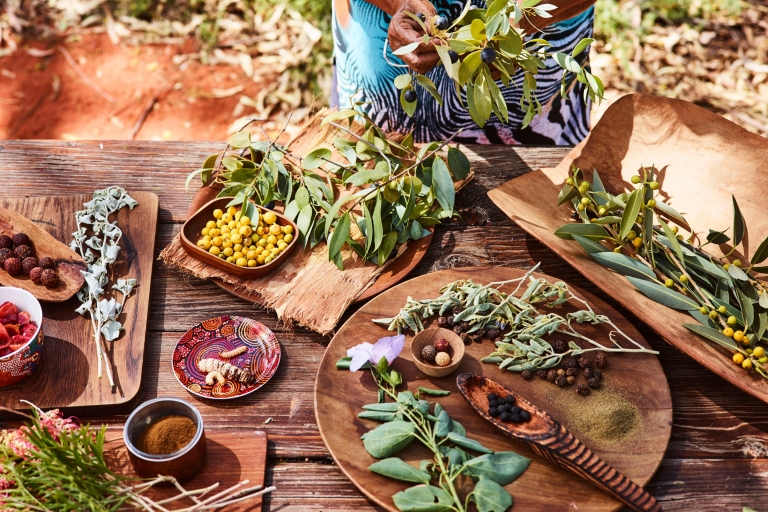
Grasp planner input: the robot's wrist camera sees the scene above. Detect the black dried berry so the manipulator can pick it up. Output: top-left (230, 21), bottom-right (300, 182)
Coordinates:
top-left (446, 315), bottom-right (455, 327)
top-left (29, 267), bottom-right (44, 285)
top-left (489, 400), bottom-right (498, 409)
top-left (571, 211), bottom-right (581, 220)
top-left (510, 412), bottom-right (521, 423)
top-left (562, 356), bottom-right (577, 369)
top-left (422, 345), bottom-right (437, 362)
top-left (480, 47), bottom-right (496, 64)
top-left (521, 370), bottom-right (533, 380)
top-left (583, 368), bottom-right (594, 379)
top-left (499, 412), bottom-right (510, 422)
top-left (476, 328), bottom-right (486, 338)
top-left (489, 407), bottom-right (500, 417)
top-left (460, 321), bottom-right (470, 332)
top-left (487, 393), bottom-right (497, 401)
top-left (452, 306), bottom-right (463, 315)
top-left (3, 257), bottom-right (22, 275)
top-left (552, 338), bottom-right (567, 353)
top-left (519, 410), bottom-right (530, 422)
top-left (510, 405), bottom-right (520, 414)
top-left (565, 367), bottom-right (578, 377)
top-left (566, 376), bottom-right (576, 385)
top-left (595, 352), bottom-right (607, 368)
top-left (41, 269), bottom-right (59, 288)
top-left (593, 368), bottom-right (603, 380)
top-left (0, 235), bottom-right (12, 250)
top-left (434, 15), bottom-right (449, 30)
top-left (487, 329), bottom-right (500, 340)
top-left (22, 257), bottom-right (38, 274)
top-left (404, 89), bottom-right (417, 103)
top-left (417, 12), bottom-right (426, 21)
top-left (555, 375), bottom-right (567, 387)
top-left (460, 332), bottom-right (471, 346)
top-left (454, 325), bottom-right (464, 335)
top-left (437, 316), bottom-right (448, 327)
top-left (0, 248), bottom-right (12, 265)
top-left (587, 377), bottom-right (601, 389)
top-left (38, 256), bottom-right (55, 269)
top-left (448, 50), bottom-right (459, 63)
top-left (537, 370), bottom-right (548, 379)
top-left (547, 370), bottom-right (557, 382)
top-left (577, 356), bottom-right (590, 369)
top-left (504, 395), bottom-right (515, 404)
top-left (577, 384), bottom-right (590, 396)
top-left (12, 233), bottom-right (30, 247)
top-left (556, 369), bottom-right (565, 377)
top-left (14, 245), bottom-right (33, 260)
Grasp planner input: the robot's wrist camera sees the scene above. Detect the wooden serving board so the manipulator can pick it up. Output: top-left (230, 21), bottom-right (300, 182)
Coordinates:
top-left (107, 431), bottom-right (268, 512)
top-left (0, 192), bottom-right (158, 411)
top-left (315, 267), bottom-right (672, 511)
top-left (487, 94), bottom-right (768, 404)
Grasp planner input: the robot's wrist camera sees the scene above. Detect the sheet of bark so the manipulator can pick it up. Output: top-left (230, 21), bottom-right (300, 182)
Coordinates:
top-left (161, 112), bottom-right (473, 335)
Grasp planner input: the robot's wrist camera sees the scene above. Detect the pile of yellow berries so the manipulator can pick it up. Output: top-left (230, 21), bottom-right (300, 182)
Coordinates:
top-left (196, 206), bottom-right (295, 267)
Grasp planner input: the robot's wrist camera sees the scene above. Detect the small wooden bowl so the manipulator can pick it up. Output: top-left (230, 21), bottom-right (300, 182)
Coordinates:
top-left (181, 197), bottom-right (299, 279)
top-left (410, 328), bottom-right (465, 378)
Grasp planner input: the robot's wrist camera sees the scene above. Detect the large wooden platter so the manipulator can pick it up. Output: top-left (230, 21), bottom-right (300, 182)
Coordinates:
top-left (487, 94), bottom-right (768, 404)
top-left (315, 266), bottom-right (672, 511)
top-left (0, 192), bottom-right (158, 411)
top-left (107, 430), bottom-right (268, 512)
top-left (0, 205), bottom-right (86, 302)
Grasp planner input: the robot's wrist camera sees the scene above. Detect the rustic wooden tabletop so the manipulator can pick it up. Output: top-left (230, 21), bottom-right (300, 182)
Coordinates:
top-left (1, 140), bottom-right (766, 511)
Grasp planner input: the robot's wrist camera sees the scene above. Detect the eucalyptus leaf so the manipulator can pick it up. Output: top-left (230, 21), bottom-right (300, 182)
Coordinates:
top-left (659, 218), bottom-right (685, 264)
top-left (432, 156), bottom-right (455, 217)
top-left (554, 223), bottom-right (609, 241)
top-left (358, 410), bottom-right (397, 422)
top-left (751, 235), bottom-right (768, 265)
top-left (627, 276), bottom-right (699, 310)
top-left (328, 212), bottom-right (351, 265)
top-left (369, 458), bottom-right (431, 484)
top-left (707, 229), bottom-right (730, 245)
top-left (684, 323), bottom-right (738, 350)
top-left (619, 188), bottom-right (643, 241)
top-left (592, 252), bottom-right (656, 281)
top-left (572, 234), bottom-right (609, 255)
top-left (378, 231), bottom-right (399, 265)
top-left (732, 195), bottom-right (746, 246)
top-left (728, 264), bottom-right (749, 281)
top-left (302, 148), bottom-right (332, 170)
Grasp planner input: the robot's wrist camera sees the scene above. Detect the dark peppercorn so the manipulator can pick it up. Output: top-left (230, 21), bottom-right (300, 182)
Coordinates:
top-left (487, 329), bottom-right (500, 340)
top-left (587, 377), bottom-right (601, 389)
top-left (583, 368), bottom-right (594, 379)
top-left (460, 321), bottom-right (470, 332)
top-left (460, 332), bottom-right (471, 345)
top-left (0, 248), bottom-right (12, 265)
top-left (41, 269), bottom-right (59, 288)
top-left (555, 375), bottom-right (567, 387)
top-left (577, 356), bottom-right (590, 369)
top-left (22, 257), bottom-right (38, 274)
top-left (504, 395), bottom-right (515, 404)
top-left (565, 367), bottom-right (578, 377)
top-left (537, 369), bottom-right (548, 379)
top-left (454, 325), bottom-right (464, 335)
top-left (577, 384), bottom-right (590, 396)
top-left (595, 352), bottom-right (607, 368)
top-left (556, 368), bottom-right (565, 376)
top-left (29, 267), bottom-right (44, 285)
top-left (490, 407), bottom-right (500, 417)
top-left (14, 245), bottom-right (33, 260)
top-left (521, 370), bottom-right (533, 380)
top-left (499, 412), bottom-right (510, 422)
top-left (489, 400), bottom-right (498, 409)
top-left (38, 256), bottom-right (55, 269)
top-left (3, 257), bottom-right (22, 275)
top-left (547, 370), bottom-right (557, 382)
top-left (510, 405), bottom-right (520, 414)
top-left (437, 316), bottom-right (448, 327)
top-left (552, 338), bottom-right (567, 353)
top-left (519, 410), bottom-right (531, 422)
top-left (487, 393), bottom-right (497, 401)
top-left (476, 328), bottom-right (486, 338)
top-left (12, 233), bottom-right (30, 247)
top-left (562, 356), bottom-right (577, 369)
top-left (452, 306), bottom-right (463, 315)
top-left (510, 412), bottom-right (521, 423)
top-left (593, 368), bottom-right (603, 380)
top-left (571, 211), bottom-right (581, 220)
top-left (0, 235), bottom-right (12, 250)
top-left (566, 376), bottom-right (576, 385)
top-left (446, 315), bottom-right (455, 327)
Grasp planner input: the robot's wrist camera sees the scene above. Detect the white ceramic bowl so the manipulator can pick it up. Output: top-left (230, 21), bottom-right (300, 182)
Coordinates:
top-left (0, 287), bottom-right (44, 387)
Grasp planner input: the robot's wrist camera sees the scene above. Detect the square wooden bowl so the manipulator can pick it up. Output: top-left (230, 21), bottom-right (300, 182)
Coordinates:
top-left (181, 197), bottom-right (299, 279)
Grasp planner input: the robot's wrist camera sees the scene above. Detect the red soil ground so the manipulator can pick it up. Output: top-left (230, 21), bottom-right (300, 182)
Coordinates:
top-left (0, 33), bottom-right (274, 141)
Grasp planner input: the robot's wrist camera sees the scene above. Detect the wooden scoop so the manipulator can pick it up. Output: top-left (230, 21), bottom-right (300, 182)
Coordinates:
top-left (0, 206), bottom-right (86, 302)
top-left (456, 373), bottom-right (662, 512)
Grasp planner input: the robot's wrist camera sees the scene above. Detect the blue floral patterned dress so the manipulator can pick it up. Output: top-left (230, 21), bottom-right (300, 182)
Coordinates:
top-left (332, 0), bottom-right (594, 144)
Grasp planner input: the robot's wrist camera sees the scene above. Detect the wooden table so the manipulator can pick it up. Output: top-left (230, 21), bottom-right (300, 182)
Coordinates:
top-left (1, 140), bottom-right (766, 511)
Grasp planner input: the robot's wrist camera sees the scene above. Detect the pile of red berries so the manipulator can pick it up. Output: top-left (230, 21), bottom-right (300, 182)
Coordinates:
top-left (0, 233), bottom-right (59, 288)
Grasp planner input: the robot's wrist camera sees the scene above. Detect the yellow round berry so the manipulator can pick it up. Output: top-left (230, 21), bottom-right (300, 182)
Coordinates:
top-left (239, 216), bottom-right (251, 226)
top-left (212, 236), bottom-right (223, 247)
top-left (251, 234), bottom-right (260, 243)
top-left (708, 310), bottom-right (719, 320)
top-left (201, 227), bottom-right (210, 236)
top-left (230, 233), bottom-right (243, 244)
top-left (199, 239), bottom-right (211, 250)
top-left (632, 237), bottom-right (643, 248)
top-left (239, 226), bottom-right (253, 237)
top-left (243, 237), bottom-right (252, 247)
top-left (257, 254), bottom-right (267, 264)
top-left (209, 228), bottom-right (220, 238)
top-left (216, 219), bottom-right (225, 228)
top-left (270, 247), bottom-right (280, 255)
top-left (664, 279), bottom-right (674, 288)
top-left (226, 256), bottom-right (236, 263)
top-left (266, 243), bottom-right (275, 251)
top-left (679, 275), bottom-right (688, 283)
top-left (248, 259), bottom-right (257, 267)
top-left (733, 259), bottom-right (743, 267)
top-left (233, 243), bottom-right (242, 252)
top-left (723, 327), bottom-right (734, 338)
top-left (267, 235), bottom-right (278, 245)
top-left (222, 247), bottom-right (234, 257)
top-left (257, 238), bottom-right (267, 247)
top-left (213, 209), bottom-right (224, 219)
top-left (208, 246), bottom-right (220, 256)
top-left (257, 226), bottom-right (266, 236)
top-left (760, 356), bottom-right (768, 364)
top-left (626, 230), bottom-right (637, 241)
top-left (265, 255), bottom-right (274, 263)
top-left (233, 251), bottom-right (244, 259)
top-left (277, 241), bottom-right (288, 251)
top-left (282, 225), bottom-right (294, 235)
top-left (753, 346), bottom-right (765, 358)
top-left (284, 234), bottom-right (294, 244)
top-left (228, 220), bottom-right (237, 229)
top-left (221, 213), bottom-right (232, 222)
top-left (733, 331), bottom-right (745, 343)
top-left (222, 240), bottom-right (234, 249)
top-left (718, 306), bottom-right (727, 314)
top-left (227, 206), bottom-right (237, 216)
top-left (235, 211), bottom-right (242, 220)
top-left (247, 250), bottom-right (259, 260)
top-left (264, 211), bottom-right (277, 224)
top-left (221, 225), bottom-right (231, 235)
top-left (206, 220), bottom-right (216, 229)
top-left (269, 224), bottom-right (282, 236)
top-left (727, 316), bottom-right (738, 326)
top-left (733, 352), bottom-right (745, 365)
top-left (743, 358), bottom-right (753, 370)
top-left (236, 257), bottom-right (247, 267)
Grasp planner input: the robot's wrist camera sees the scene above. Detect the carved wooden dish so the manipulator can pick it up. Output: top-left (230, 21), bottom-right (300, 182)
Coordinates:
top-left (0, 206), bottom-right (85, 302)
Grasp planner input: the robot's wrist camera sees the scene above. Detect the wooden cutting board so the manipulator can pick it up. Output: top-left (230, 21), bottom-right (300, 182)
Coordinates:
top-left (487, 94), bottom-right (768, 404)
top-left (107, 431), bottom-right (268, 511)
top-left (316, 266), bottom-right (672, 511)
top-left (0, 192), bottom-right (158, 411)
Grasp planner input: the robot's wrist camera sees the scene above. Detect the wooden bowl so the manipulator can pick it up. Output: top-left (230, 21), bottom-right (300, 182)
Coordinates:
top-left (410, 327), bottom-right (465, 377)
top-left (180, 197), bottom-right (299, 279)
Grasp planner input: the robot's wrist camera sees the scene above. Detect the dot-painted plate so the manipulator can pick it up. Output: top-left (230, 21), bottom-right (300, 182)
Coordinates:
top-left (173, 316), bottom-right (281, 400)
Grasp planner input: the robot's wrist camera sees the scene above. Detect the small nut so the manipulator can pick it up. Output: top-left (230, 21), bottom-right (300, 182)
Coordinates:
top-left (435, 352), bottom-right (451, 367)
top-left (577, 384), bottom-right (590, 396)
top-left (521, 370), bottom-right (533, 380)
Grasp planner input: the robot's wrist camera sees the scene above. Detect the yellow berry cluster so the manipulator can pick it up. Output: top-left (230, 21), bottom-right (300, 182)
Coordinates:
top-left (197, 206), bottom-right (295, 267)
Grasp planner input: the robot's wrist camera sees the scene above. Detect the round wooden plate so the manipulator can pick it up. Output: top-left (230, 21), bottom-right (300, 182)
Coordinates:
top-left (315, 267), bottom-right (672, 511)
top-left (173, 315), bottom-right (281, 400)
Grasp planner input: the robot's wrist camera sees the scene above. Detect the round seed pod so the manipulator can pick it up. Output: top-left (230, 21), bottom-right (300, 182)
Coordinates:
top-left (435, 352), bottom-right (451, 367)
top-left (587, 377), bottom-right (601, 389)
top-left (12, 233), bottom-right (30, 247)
top-left (0, 248), bottom-right (12, 265)
top-left (0, 235), bottom-right (12, 250)
top-left (422, 345), bottom-right (437, 362)
top-left (521, 370), bottom-right (533, 380)
top-left (434, 338), bottom-right (449, 352)
top-left (38, 256), bottom-right (56, 269)
top-left (40, 269), bottom-right (59, 288)
top-left (14, 245), bottom-right (34, 260)
top-left (3, 257), bottom-right (22, 275)
top-left (29, 267), bottom-right (44, 285)
top-left (22, 257), bottom-right (38, 274)
top-left (577, 384), bottom-right (590, 396)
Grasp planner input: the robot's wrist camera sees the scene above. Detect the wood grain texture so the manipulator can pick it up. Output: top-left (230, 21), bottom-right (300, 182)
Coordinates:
top-left (1, 140), bottom-right (768, 510)
top-left (0, 205), bottom-right (85, 301)
top-left (108, 430), bottom-right (268, 512)
top-left (0, 192), bottom-right (158, 410)
top-left (316, 267), bottom-right (671, 512)
top-left (488, 94), bottom-right (768, 405)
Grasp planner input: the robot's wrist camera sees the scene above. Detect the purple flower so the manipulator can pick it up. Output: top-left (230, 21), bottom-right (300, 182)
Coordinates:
top-left (346, 334), bottom-right (405, 372)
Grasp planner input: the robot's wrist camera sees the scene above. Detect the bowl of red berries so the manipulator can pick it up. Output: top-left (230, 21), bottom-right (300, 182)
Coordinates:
top-left (0, 287), bottom-right (44, 387)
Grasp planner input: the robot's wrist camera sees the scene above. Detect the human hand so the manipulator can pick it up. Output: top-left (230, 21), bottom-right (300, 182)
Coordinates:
top-left (387, 0), bottom-right (442, 74)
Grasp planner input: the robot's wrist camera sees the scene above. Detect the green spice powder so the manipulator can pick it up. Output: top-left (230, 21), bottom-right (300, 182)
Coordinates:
top-left (569, 391), bottom-right (640, 443)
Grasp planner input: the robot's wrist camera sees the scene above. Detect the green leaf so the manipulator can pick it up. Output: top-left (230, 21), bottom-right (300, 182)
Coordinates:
top-left (328, 212), bottom-right (351, 264)
top-left (627, 276), bottom-right (700, 310)
top-left (728, 264), bottom-right (749, 281)
top-left (227, 130), bottom-right (251, 148)
top-left (732, 195), bottom-right (746, 246)
top-left (619, 189), bottom-right (643, 241)
top-left (591, 216), bottom-right (622, 225)
top-left (373, 191), bottom-right (384, 250)
top-left (572, 37), bottom-right (595, 57)
top-left (378, 231), bottom-right (399, 265)
top-left (369, 457), bottom-right (431, 484)
top-left (363, 402), bottom-right (400, 412)
top-left (363, 420), bottom-right (416, 458)
top-left (463, 452), bottom-right (531, 486)
top-left (358, 410), bottom-right (397, 422)
top-left (557, 183), bottom-right (578, 206)
top-left (751, 235), bottom-right (768, 265)
top-left (486, 0), bottom-right (508, 18)
top-left (392, 485), bottom-right (453, 512)
top-left (756, 311), bottom-right (767, 341)
top-left (297, 204), bottom-right (313, 239)
top-left (393, 41), bottom-right (421, 56)
top-left (303, 148), bottom-right (332, 170)
top-left (400, 88), bottom-right (418, 117)
top-left (684, 324), bottom-right (738, 351)
top-left (654, 200), bottom-right (691, 231)
top-left (417, 386), bottom-right (450, 396)
top-left (472, 478), bottom-right (514, 512)
top-left (592, 252), bottom-right (656, 281)
top-left (414, 74), bottom-right (443, 106)
top-left (394, 74), bottom-right (413, 89)
top-left (707, 229), bottom-right (730, 245)
top-left (760, 292), bottom-right (768, 309)
top-left (572, 234), bottom-right (609, 255)
top-left (737, 287), bottom-right (755, 329)
top-left (445, 432), bottom-right (492, 454)
top-left (345, 167), bottom-right (390, 187)
top-left (659, 218), bottom-right (685, 264)
top-left (447, 147), bottom-right (470, 180)
top-left (552, 52), bottom-right (581, 73)
top-left (432, 156), bottom-right (455, 217)
top-left (434, 410), bottom-right (451, 437)
top-left (554, 223), bottom-right (609, 241)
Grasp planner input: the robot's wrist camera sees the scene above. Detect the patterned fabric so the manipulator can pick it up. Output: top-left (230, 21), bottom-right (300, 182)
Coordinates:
top-left (332, 0), bottom-right (594, 144)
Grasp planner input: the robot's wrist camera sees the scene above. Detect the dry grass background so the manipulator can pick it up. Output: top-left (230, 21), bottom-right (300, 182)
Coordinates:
top-left (1, 0), bottom-right (766, 138)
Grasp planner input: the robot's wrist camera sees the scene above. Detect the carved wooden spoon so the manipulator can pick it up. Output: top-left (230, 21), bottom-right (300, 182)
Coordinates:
top-left (0, 206), bottom-right (86, 302)
top-left (456, 373), bottom-right (662, 512)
